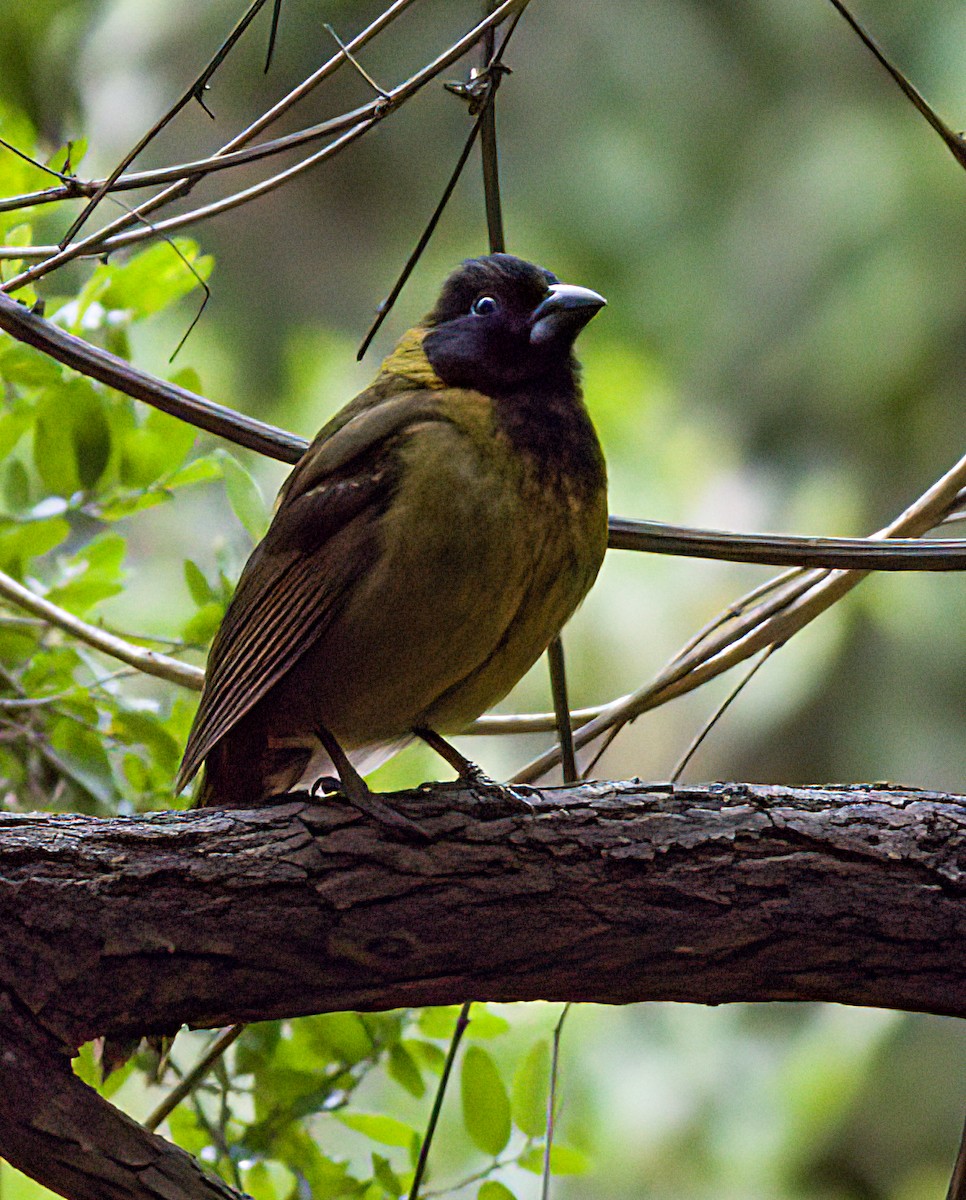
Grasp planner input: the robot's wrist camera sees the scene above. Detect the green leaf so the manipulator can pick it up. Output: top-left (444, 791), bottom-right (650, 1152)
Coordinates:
top-left (34, 380), bottom-right (110, 495)
top-left (303, 1010), bottom-right (379, 1068)
top-left (417, 1006), bottom-right (461, 1039)
top-left (387, 1042), bottom-right (425, 1098)
top-left (461, 1046), bottom-right (511, 1157)
top-left (0, 516), bottom-right (70, 576)
top-left (2, 458), bottom-right (31, 511)
top-left (418, 1005), bottom-right (509, 1040)
top-left (47, 532), bottom-right (127, 615)
top-left (120, 407), bottom-right (197, 488)
top-left (511, 1040), bottom-right (550, 1138)
top-left (0, 1160), bottom-right (63, 1198)
top-left (478, 1183), bottom-right (517, 1200)
top-left (408, 1039), bottom-right (446, 1074)
top-left (218, 450), bottom-right (268, 540)
top-left (371, 1154), bottom-right (403, 1198)
top-left (82, 240), bottom-right (214, 319)
top-left (71, 1041), bottom-right (135, 1098)
top-left (166, 1104), bottom-right (212, 1156)
top-left (0, 340), bottom-right (63, 390)
top-left (184, 559), bottom-right (216, 606)
top-left (94, 490), bottom-right (169, 521)
top-left (111, 711), bottom-right (181, 775)
top-left (163, 454), bottom-right (223, 490)
top-left (466, 1009), bottom-right (512, 1039)
top-left (336, 1113), bottom-right (418, 1150)
top-left (49, 718), bottom-right (115, 806)
top-left (182, 601), bottom-right (224, 645)
top-left (239, 1160), bottom-right (297, 1200)
top-left (518, 1144), bottom-right (589, 1176)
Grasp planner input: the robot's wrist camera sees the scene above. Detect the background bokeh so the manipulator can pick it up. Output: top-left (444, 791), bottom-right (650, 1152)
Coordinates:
top-left (2, 1), bottom-right (965, 1197)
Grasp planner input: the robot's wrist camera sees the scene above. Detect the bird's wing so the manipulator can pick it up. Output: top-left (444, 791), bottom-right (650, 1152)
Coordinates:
top-left (176, 390), bottom-right (449, 791)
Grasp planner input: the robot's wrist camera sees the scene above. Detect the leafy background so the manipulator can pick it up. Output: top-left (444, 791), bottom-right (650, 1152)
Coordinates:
top-left (1, 1), bottom-right (965, 1197)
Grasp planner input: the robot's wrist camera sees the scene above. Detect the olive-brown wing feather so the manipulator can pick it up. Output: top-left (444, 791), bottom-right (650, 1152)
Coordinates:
top-left (175, 472), bottom-right (390, 791)
top-left (176, 391), bottom-right (455, 793)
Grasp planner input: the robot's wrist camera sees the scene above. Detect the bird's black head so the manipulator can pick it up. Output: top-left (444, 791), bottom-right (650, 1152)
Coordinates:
top-left (421, 254), bottom-right (605, 397)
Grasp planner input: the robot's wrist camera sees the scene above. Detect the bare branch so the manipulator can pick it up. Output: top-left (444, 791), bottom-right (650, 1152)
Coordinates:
top-left (1, 0), bottom-right (529, 291)
top-left (827, 0), bottom-right (966, 169)
top-left (0, 566), bottom-right (204, 690)
top-left (517, 448), bottom-right (966, 781)
top-left (0, 291), bottom-right (305, 462)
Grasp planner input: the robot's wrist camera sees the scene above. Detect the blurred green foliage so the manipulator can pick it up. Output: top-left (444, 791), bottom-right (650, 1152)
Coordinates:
top-left (2, 2), bottom-right (966, 1198)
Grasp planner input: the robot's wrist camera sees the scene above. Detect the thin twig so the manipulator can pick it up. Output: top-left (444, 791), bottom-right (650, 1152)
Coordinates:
top-left (0, 567), bottom-right (204, 691)
top-left (357, 118), bottom-right (484, 359)
top-left (1, 0), bottom-right (421, 272)
top-left (0, 290), bottom-right (306, 462)
top-left (143, 1024), bottom-right (245, 1133)
top-left (0, 106), bottom-right (382, 220)
top-left (669, 646), bottom-right (779, 782)
top-left (514, 448), bottom-right (966, 783)
top-left (1, 0), bottom-right (527, 291)
top-left (59, 0), bottom-right (276, 245)
top-left (409, 1002), bottom-right (473, 1200)
top-left (542, 1003), bottom-right (571, 1200)
top-left (826, 0), bottom-right (966, 169)
top-left (547, 637), bottom-right (577, 783)
top-left (357, 4), bottom-right (522, 357)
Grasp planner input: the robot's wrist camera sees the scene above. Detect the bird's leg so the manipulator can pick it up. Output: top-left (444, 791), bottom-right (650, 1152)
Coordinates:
top-left (414, 726), bottom-right (535, 810)
top-left (313, 726), bottom-right (428, 841)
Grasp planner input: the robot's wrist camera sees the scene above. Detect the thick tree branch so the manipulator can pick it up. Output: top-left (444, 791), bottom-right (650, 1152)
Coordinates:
top-left (3, 781), bottom-right (965, 1054)
top-left (0, 993), bottom-right (241, 1200)
top-left (2, 779), bottom-right (966, 1200)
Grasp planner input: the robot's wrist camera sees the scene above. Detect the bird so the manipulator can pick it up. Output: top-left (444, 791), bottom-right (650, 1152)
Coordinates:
top-left (175, 253), bottom-right (608, 820)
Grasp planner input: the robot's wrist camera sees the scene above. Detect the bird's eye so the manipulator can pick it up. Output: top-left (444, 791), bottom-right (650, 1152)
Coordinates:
top-left (471, 295), bottom-right (499, 316)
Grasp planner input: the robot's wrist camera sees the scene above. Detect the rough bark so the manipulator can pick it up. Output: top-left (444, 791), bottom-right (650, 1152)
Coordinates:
top-left (1, 779), bottom-right (966, 1200)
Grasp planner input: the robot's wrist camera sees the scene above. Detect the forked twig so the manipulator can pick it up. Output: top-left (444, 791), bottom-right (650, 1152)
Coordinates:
top-left (1, 0), bottom-right (528, 292)
top-left (514, 446), bottom-right (966, 782)
top-left (59, 0), bottom-right (278, 245)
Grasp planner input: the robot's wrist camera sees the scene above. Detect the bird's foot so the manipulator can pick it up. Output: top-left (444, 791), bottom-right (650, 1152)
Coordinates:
top-left (312, 731), bottom-right (429, 843)
top-left (459, 765), bottom-right (538, 812)
top-left (414, 725), bottom-right (537, 812)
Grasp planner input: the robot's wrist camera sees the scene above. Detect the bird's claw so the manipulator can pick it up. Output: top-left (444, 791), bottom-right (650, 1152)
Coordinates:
top-left (312, 773), bottom-right (429, 843)
top-left (460, 767), bottom-right (537, 812)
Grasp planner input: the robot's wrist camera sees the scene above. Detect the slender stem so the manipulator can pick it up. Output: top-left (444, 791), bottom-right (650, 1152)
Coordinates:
top-left (60, 0), bottom-right (276, 245)
top-left (547, 638), bottom-right (577, 783)
top-left (669, 646), bottom-right (778, 782)
top-left (357, 3), bottom-right (523, 357)
top-left (357, 117), bottom-right (484, 360)
top-left (143, 1024), bottom-right (245, 1133)
top-left (480, 1), bottom-right (506, 254)
top-left (542, 1003), bottom-right (572, 1200)
top-left (0, 290), bottom-right (306, 463)
top-left (409, 1002), bottom-right (473, 1200)
top-left (0, 566), bottom-right (204, 691)
top-left (826, 0), bottom-right (966, 169)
